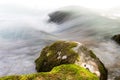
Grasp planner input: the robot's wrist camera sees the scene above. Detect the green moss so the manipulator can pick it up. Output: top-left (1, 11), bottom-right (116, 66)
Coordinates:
top-left (51, 64), bottom-right (99, 80)
top-left (0, 75), bottom-right (20, 80)
top-left (35, 41), bottom-right (79, 72)
top-left (0, 64), bottom-right (99, 80)
top-left (89, 50), bottom-right (97, 59)
top-left (97, 61), bottom-right (108, 80)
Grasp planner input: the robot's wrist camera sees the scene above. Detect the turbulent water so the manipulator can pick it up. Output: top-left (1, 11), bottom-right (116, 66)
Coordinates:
top-left (0, 6), bottom-right (120, 80)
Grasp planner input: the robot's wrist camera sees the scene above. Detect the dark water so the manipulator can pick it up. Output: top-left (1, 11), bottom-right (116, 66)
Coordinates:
top-left (0, 6), bottom-right (120, 80)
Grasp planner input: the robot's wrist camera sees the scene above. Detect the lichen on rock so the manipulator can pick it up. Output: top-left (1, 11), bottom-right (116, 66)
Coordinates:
top-left (35, 41), bottom-right (108, 80)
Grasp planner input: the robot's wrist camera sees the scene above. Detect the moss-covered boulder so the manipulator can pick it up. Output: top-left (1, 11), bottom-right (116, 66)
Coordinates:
top-left (35, 41), bottom-right (108, 80)
top-left (0, 64), bottom-right (99, 80)
top-left (112, 34), bottom-right (120, 45)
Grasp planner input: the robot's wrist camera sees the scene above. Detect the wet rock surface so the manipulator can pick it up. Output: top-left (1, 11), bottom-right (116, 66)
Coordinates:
top-left (48, 11), bottom-right (71, 24)
top-left (112, 34), bottom-right (120, 45)
top-left (35, 41), bottom-right (108, 80)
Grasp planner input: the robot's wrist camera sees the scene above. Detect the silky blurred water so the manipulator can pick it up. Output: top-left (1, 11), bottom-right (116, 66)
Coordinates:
top-left (0, 6), bottom-right (120, 80)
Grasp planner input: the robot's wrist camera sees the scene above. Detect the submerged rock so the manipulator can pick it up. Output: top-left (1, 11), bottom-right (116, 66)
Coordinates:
top-left (35, 41), bottom-right (108, 80)
top-left (0, 64), bottom-right (99, 80)
top-left (48, 11), bottom-right (71, 24)
top-left (112, 34), bottom-right (120, 45)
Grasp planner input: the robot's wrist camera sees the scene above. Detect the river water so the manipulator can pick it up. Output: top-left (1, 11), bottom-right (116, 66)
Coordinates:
top-left (0, 6), bottom-right (120, 80)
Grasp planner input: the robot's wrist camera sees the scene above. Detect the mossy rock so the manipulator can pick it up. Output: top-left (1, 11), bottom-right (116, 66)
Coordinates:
top-left (35, 41), bottom-right (108, 80)
top-left (35, 41), bottom-right (79, 72)
top-left (0, 64), bottom-right (99, 80)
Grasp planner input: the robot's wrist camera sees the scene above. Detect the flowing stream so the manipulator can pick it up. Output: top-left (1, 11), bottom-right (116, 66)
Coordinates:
top-left (0, 6), bottom-right (120, 80)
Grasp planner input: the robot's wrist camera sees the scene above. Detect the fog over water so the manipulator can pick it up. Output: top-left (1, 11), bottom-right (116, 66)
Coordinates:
top-left (0, 5), bottom-right (120, 80)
